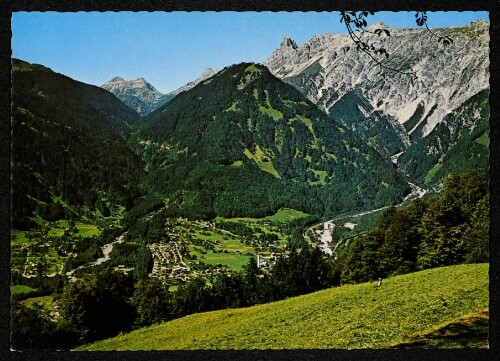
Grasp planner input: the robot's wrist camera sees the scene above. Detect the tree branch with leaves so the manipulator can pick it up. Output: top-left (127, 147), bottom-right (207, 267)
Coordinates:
top-left (340, 11), bottom-right (454, 75)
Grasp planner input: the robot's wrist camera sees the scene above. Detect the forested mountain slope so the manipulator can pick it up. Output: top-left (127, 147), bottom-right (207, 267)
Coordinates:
top-left (12, 59), bottom-right (145, 228)
top-left (398, 89), bottom-right (489, 186)
top-left (130, 63), bottom-right (409, 218)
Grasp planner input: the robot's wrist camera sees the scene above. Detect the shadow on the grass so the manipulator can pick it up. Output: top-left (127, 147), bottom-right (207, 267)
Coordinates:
top-left (392, 309), bottom-right (488, 348)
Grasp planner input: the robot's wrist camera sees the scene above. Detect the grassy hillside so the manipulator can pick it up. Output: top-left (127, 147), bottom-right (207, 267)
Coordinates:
top-left (79, 263), bottom-right (488, 350)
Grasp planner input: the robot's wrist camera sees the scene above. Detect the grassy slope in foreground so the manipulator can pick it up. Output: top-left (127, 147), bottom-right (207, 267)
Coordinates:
top-left (79, 263), bottom-right (488, 350)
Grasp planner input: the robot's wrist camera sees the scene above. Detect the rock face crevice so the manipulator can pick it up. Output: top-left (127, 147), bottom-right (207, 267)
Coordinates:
top-left (264, 20), bottom-right (489, 140)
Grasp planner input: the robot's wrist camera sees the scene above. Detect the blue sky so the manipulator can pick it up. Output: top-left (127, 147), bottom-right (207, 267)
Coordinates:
top-left (12, 11), bottom-right (489, 93)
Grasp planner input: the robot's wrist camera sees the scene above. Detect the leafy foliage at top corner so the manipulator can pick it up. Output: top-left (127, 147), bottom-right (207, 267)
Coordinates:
top-left (339, 11), bottom-right (454, 74)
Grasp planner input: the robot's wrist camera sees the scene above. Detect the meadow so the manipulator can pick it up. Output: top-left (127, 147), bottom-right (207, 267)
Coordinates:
top-left (183, 208), bottom-right (309, 270)
top-left (79, 263), bottom-right (488, 350)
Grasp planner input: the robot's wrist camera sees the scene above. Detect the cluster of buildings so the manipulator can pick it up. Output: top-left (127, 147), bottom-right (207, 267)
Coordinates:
top-left (148, 242), bottom-right (191, 282)
top-left (22, 258), bottom-right (40, 278)
top-left (113, 264), bottom-right (134, 275)
top-left (256, 252), bottom-right (287, 270)
top-left (201, 266), bottom-right (232, 277)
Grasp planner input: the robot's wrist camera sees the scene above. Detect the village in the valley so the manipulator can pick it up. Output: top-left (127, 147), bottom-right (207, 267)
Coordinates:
top-left (12, 215), bottom-right (296, 285)
top-left (146, 218), bottom-right (292, 284)
top-left (12, 209), bottom-right (365, 288)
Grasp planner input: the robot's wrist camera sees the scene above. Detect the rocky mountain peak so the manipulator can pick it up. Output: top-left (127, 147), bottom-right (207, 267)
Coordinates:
top-left (101, 76), bottom-right (170, 116)
top-left (101, 67), bottom-right (220, 116)
top-left (469, 19), bottom-right (489, 28)
top-left (109, 76), bottom-right (124, 83)
top-left (201, 68), bottom-right (218, 78)
top-left (264, 21), bottom-right (489, 139)
top-left (367, 21), bottom-right (389, 31)
top-left (168, 67), bottom-right (219, 97)
top-left (103, 77), bottom-right (156, 92)
top-left (280, 35), bottom-right (298, 49)
top-left (305, 32), bottom-right (338, 48)
top-left (133, 78), bottom-right (158, 92)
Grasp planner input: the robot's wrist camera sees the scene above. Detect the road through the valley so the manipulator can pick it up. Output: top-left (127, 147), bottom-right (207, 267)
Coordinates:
top-left (306, 183), bottom-right (427, 256)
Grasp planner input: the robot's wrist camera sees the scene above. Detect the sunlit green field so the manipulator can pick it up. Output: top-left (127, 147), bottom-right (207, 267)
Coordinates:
top-left (188, 241), bottom-right (253, 271)
top-left (80, 263), bottom-right (488, 350)
top-left (193, 251), bottom-right (252, 271)
top-left (183, 210), bottom-right (307, 270)
top-left (75, 222), bottom-right (101, 237)
top-left (263, 208), bottom-right (309, 222)
top-left (10, 285), bottom-right (37, 295)
top-left (11, 230), bottom-right (35, 246)
top-left (219, 208), bottom-right (309, 224)
top-left (21, 295), bottom-right (57, 313)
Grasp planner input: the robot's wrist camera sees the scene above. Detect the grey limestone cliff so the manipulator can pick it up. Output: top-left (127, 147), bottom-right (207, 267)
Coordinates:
top-left (264, 20), bottom-right (489, 142)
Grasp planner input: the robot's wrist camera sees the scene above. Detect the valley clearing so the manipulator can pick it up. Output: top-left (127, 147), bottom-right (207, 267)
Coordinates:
top-left (79, 263), bottom-right (488, 350)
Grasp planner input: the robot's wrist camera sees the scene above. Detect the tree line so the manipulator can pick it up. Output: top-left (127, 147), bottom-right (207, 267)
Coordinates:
top-left (339, 168), bottom-right (488, 282)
